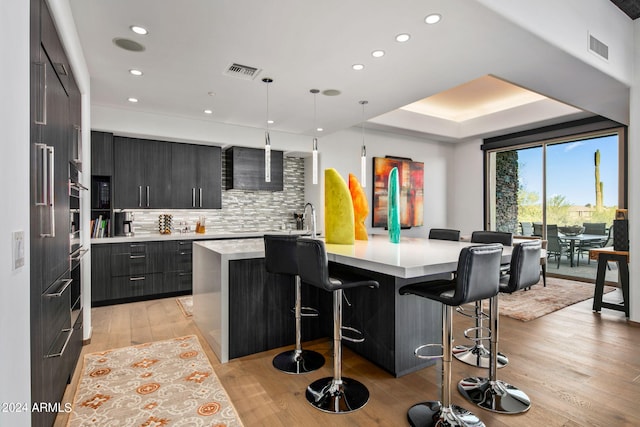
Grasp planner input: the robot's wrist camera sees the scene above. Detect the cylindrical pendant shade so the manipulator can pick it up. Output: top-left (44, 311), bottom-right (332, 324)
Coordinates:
top-left (360, 146), bottom-right (366, 188)
top-left (265, 131), bottom-right (271, 183)
top-left (312, 138), bottom-right (318, 185)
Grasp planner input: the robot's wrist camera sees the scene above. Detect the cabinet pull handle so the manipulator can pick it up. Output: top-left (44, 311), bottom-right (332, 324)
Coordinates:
top-left (129, 244), bottom-right (145, 247)
top-left (35, 143), bottom-right (47, 206)
top-left (129, 276), bottom-right (145, 281)
top-left (129, 255), bottom-right (146, 259)
top-left (44, 328), bottom-right (73, 358)
top-left (199, 188), bottom-right (203, 207)
top-left (138, 186), bottom-right (142, 207)
top-left (178, 272), bottom-right (192, 277)
top-left (70, 248), bottom-right (88, 261)
top-left (192, 188), bottom-right (196, 207)
top-left (34, 62), bottom-right (47, 125)
top-left (72, 125), bottom-right (82, 165)
top-left (45, 278), bottom-right (73, 298)
top-left (41, 145), bottom-right (55, 238)
top-left (178, 251), bottom-right (190, 256)
top-left (146, 186), bottom-right (150, 207)
top-left (178, 241), bottom-right (189, 245)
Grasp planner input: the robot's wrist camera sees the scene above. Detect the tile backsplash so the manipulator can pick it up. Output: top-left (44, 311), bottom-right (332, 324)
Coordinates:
top-left (127, 156), bottom-right (307, 234)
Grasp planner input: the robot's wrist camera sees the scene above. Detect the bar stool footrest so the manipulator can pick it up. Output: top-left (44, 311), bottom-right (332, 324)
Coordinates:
top-left (407, 401), bottom-right (486, 427)
top-left (414, 343), bottom-right (444, 361)
top-left (341, 326), bottom-right (365, 343)
top-left (458, 376), bottom-right (531, 414)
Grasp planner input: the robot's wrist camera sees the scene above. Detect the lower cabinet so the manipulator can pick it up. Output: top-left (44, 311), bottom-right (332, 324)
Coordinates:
top-left (91, 240), bottom-right (193, 305)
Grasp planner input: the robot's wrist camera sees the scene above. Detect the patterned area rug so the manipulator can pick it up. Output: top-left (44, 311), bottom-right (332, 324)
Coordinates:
top-left (67, 335), bottom-right (243, 426)
top-left (176, 296), bottom-right (193, 317)
top-left (498, 277), bottom-right (616, 322)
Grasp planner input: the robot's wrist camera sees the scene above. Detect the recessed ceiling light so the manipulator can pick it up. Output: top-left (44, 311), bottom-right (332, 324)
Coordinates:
top-left (204, 109), bottom-right (213, 114)
top-left (207, 91), bottom-right (216, 97)
top-left (425, 14), bottom-right (442, 24)
top-left (372, 50), bottom-right (385, 58)
top-left (352, 64), bottom-right (365, 71)
top-left (130, 25), bottom-right (148, 35)
top-left (395, 33), bottom-right (411, 42)
top-left (127, 97), bottom-right (138, 103)
top-left (267, 120), bottom-right (274, 124)
top-left (129, 69), bottom-right (143, 76)
top-left (317, 127), bottom-right (324, 132)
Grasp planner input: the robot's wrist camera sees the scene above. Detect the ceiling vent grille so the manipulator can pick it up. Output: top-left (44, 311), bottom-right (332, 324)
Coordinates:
top-left (224, 63), bottom-right (261, 80)
top-left (589, 34), bottom-right (609, 61)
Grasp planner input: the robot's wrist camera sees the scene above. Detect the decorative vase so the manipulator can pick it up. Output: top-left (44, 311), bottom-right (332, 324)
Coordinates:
top-left (324, 168), bottom-right (355, 244)
top-left (388, 167), bottom-right (401, 243)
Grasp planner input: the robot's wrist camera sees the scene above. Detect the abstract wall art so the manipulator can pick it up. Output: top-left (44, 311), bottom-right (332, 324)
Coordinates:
top-left (372, 156), bottom-right (424, 228)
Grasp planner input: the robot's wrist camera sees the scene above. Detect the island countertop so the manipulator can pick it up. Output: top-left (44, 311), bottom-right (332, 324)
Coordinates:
top-left (194, 234), bottom-right (514, 279)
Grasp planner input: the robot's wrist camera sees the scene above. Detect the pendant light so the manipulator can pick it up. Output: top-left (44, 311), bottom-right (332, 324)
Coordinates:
top-left (263, 77), bottom-right (273, 183)
top-left (310, 89), bottom-right (320, 185)
top-left (359, 100), bottom-right (368, 188)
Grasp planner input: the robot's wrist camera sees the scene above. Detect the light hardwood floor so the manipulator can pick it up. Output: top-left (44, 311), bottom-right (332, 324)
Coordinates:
top-left (56, 292), bottom-right (640, 427)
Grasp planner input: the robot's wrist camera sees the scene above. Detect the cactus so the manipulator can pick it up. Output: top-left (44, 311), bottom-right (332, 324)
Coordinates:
top-left (595, 150), bottom-right (603, 210)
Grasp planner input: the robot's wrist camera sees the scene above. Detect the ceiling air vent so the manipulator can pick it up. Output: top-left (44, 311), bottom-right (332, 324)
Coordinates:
top-left (588, 33), bottom-right (609, 61)
top-left (224, 63), bottom-right (261, 80)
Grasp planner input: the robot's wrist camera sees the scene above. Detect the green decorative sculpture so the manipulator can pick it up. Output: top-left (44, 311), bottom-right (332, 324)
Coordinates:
top-left (388, 167), bottom-right (401, 243)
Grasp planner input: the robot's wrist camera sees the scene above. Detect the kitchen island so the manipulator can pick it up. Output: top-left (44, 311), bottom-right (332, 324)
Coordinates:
top-left (193, 235), bottom-right (514, 376)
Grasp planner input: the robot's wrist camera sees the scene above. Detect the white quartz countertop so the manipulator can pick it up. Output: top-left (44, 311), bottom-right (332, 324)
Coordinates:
top-left (91, 229), bottom-right (312, 244)
top-left (194, 234), bottom-right (515, 279)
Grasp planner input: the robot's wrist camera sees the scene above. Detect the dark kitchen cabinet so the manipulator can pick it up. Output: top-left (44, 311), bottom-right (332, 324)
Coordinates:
top-left (91, 131), bottom-right (113, 176)
top-left (30, 2), bottom-right (81, 426)
top-left (171, 143), bottom-right (222, 208)
top-left (225, 146), bottom-right (284, 191)
top-left (91, 240), bottom-right (192, 305)
top-left (113, 137), bottom-right (172, 208)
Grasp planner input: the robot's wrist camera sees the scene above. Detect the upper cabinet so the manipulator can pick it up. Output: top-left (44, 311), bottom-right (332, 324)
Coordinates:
top-left (113, 137), bottom-right (172, 209)
top-left (224, 146), bottom-right (283, 191)
top-left (111, 136), bottom-right (222, 209)
top-left (91, 131), bottom-right (114, 176)
top-left (171, 143), bottom-right (222, 209)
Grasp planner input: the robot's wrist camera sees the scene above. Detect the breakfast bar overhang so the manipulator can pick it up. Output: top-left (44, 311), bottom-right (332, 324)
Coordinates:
top-left (193, 235), bottom-right (514, 377)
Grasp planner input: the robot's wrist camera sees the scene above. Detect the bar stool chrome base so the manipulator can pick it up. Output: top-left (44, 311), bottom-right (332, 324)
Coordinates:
top-left (452, 344), bottom-right (508, 369)
top-left (407, 401), bottom-right (486, 427)
top-left (457, 377), bottom-right (531, 414)
top-left (272, 349), bottom-right (325, 374)
top-left (305, 377), bottom-right (369, 413)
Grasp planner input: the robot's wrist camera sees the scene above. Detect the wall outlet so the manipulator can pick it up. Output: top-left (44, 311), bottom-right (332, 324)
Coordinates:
top-left (12, 230), bottom-right (24, 270)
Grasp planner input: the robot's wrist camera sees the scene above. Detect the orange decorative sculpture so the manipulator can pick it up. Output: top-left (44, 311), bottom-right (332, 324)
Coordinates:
top-left (349, 173), bottom-right (369, 241)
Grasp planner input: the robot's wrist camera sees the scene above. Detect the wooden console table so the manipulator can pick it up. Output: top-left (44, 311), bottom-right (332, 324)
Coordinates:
top-left (589, 247), bottom-right (629, 317)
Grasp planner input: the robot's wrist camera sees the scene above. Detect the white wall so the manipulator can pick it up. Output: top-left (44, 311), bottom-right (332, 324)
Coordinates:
top-left (628, 20), bottom-right (639, 323)
top-left (0, 0), bottom-right (32, 425)
top-left (448, 139), bottom-right (486, 235)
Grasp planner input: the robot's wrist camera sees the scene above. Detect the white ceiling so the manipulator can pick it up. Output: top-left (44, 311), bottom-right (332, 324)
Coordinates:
top-left (68, 0), bottom-right (629, 143)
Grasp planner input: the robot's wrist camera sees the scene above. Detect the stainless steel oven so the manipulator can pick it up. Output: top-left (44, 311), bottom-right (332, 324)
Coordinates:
top-left (68, 162), bottom-right (87, 324)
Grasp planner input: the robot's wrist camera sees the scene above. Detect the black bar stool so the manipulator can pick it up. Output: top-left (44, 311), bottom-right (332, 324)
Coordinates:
top-left (296, 238), bottom-right (379, 414)
top-left (264, 234), bottom-right (325, 374)
top-left (399, 243), bottom-right (503, 427)
top-left (453, 231), bottom-right (512, 370)
top-left (458, 240), bottom-right (540, 414)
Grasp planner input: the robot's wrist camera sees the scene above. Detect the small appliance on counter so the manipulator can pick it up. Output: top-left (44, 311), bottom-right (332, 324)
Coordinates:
top-left (114, 212), bottom-right (135, 237)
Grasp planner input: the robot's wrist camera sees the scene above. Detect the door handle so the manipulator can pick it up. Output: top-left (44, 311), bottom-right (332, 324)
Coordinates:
top-left (199, 188), bottom-right (203, 207)
top-left (192, 188), bottom-right (196, 207)
top-left (138, 186), bottom-right (142, 207)
top-left (146, 186), bottom-right (150, 207)
top-left (41, 145), bottom-right (55, 238)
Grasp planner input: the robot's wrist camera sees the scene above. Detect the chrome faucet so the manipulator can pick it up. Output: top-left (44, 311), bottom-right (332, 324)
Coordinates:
top-left (303, 202), bottom-right (317, 238)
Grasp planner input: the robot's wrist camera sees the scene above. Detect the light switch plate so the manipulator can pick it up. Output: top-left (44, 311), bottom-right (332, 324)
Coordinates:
top-left (12, 230), bottom-right (25, 270)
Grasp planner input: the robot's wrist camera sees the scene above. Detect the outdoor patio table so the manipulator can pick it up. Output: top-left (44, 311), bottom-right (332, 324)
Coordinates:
top-left (559, 233), bottom-right (606, 267)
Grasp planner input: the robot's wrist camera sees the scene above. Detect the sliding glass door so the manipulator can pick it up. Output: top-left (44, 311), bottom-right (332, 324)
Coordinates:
top-left (487, 129), bottom-right (624, 282)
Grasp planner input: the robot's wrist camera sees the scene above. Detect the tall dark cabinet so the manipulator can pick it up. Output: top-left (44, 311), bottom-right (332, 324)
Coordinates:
top-left (30, 1), bottom-right (82, 425)
top-left (171, 143), bottom-right (222, 208)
